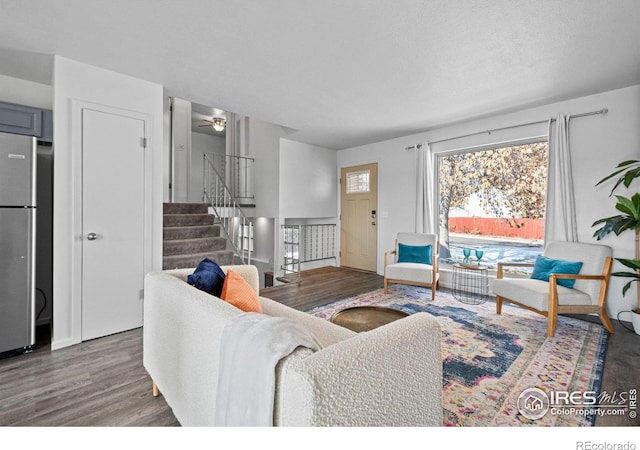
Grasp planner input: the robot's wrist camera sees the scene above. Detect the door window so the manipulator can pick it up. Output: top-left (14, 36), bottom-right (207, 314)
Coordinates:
top-left (345, 169), bottom-right (370, 194)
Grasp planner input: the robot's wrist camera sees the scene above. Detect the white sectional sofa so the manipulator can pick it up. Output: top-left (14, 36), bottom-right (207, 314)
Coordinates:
top-left (143, 265), bottom-right (442, 426)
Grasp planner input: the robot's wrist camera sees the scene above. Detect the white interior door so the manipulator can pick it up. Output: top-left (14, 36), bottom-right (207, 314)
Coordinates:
top-left (81, 108), bottom-right (147, 341)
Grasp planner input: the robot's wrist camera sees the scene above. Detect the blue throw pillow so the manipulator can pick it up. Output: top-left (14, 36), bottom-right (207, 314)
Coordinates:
top-left (530, 255), bottom-right (583, 289)
top-left (397, 243), bottom-right (432, 265)
top-left (187, 258), bottom-right (226, 297)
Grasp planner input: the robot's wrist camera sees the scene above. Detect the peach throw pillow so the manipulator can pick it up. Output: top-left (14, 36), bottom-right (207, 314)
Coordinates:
top-left (221, 269), bottom-right (262, 313)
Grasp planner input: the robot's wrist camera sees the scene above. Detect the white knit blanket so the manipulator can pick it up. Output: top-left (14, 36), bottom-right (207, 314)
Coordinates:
top-left (214, 312), bottom-right (321, 426)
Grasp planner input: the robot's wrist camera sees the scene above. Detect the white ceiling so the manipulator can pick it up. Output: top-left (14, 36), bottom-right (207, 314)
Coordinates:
top-left (0, 0), bottom-right (638, 150)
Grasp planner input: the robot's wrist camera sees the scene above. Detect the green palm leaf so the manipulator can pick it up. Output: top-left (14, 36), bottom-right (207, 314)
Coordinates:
top-left (593, 160), bottom-right (640, 305)
top-left (621, 279), bottom-right (639, 297)
top-left (596, 159), bottom-right (640, 195)
top-left (615, 258), bottom-right (640, 270)
top-left (624, 167), bottom-right (640, 188)
top-left (614, 194), bottom-right (640, 220)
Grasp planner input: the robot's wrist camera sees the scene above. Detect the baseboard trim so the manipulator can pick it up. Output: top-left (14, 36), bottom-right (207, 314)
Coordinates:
top-left (51, 337), bottom-right (80, 351)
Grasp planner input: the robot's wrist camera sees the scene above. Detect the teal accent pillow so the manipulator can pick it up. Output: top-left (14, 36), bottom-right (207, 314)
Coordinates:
top-left (530, 255), bottom-right (583, 289)
top-left (397, 243), bottom-right (432, 265)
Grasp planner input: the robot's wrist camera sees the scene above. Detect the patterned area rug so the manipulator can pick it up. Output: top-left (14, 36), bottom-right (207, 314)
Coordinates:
top-left (306, 285), bottom-right (608, 426)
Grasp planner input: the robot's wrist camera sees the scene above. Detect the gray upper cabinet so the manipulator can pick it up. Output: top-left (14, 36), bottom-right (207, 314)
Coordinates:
top-left (0, 101), bottom-right (43, 137)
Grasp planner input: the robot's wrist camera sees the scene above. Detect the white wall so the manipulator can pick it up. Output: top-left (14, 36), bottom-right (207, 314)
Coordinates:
top-left (170, 97), bottom-right (192, 202)
top-left (0, 74), bottom-right (52, 109)
top-left (251, 216), bottom-right (275, 263)
top-left (279, 139), bottom-right (338, 218)
top-left (274, 139), bottom-right (338, 277)
top-left (338, 85), bottom-right (640, 318)
top-left (249, 117), bottom-right (287, 218)
top-left (52, 56), bottom-right (163, 349)
top-left (189, 131), bottom-right (226, 202)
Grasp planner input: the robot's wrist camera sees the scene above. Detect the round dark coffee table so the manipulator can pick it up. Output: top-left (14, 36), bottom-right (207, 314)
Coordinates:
top-left (330, 306), bottom-right (409, 332)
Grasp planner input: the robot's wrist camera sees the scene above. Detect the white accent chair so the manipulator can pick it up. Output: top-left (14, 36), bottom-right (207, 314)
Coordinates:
top-left (384, 232), bottom-right (439, 300)
top-left (491, 241), bottom-right (614, 337)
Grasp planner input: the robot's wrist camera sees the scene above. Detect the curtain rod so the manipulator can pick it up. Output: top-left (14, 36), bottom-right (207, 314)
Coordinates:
top-left (405, 107), bottom-right (608, 150)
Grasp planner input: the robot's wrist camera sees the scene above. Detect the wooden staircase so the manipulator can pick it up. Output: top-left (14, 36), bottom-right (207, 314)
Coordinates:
top-left (162, 202), bottom-right (234, 269)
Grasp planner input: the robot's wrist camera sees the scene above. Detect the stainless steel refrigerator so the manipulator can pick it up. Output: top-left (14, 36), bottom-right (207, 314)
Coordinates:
top-left (0, 132), bottom-right (36, 354)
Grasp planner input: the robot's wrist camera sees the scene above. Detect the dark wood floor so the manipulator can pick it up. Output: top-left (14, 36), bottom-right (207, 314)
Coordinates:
top-left (0, 326), bottom-right (179, 426)
top-left (0, 266), bottom-right (637, 426)
top-left (260, 266), bottom-right (384, 310)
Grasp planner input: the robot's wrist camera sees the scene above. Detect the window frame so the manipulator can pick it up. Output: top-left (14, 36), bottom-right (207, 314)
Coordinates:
top-left (435, 136), bottom-right (549, 270)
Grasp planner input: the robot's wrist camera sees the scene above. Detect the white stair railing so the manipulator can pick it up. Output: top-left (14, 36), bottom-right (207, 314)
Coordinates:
top-left (206, 153), bottom-right (255, 205)
top-left (281, 224), bottom-right (337, 274)
top-left (203, 154), bottom-right (253, 265)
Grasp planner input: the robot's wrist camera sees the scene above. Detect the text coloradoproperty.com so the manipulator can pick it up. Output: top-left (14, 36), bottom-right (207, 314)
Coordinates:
top-left (551, 407), bottom-right (627, 417)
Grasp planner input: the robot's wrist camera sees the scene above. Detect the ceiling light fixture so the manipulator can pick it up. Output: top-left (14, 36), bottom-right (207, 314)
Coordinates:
top-left (212, 117), bottom-right (226, 132)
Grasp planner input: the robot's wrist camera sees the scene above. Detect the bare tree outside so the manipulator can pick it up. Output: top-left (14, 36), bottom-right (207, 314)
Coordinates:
top-left (438, 142), bottom-right (548, 264)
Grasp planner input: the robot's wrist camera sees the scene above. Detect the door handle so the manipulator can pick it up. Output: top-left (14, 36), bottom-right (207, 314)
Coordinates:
top-left (87, 233), bottom-right (98, 241)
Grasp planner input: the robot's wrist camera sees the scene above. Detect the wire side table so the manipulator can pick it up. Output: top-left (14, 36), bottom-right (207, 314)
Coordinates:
top-left (452, 264), bottom-right (489, 305)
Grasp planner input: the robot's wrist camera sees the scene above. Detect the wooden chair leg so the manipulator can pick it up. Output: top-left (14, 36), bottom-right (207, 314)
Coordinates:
top-left (152, 381), bottom-right (160, 397)
top-left (431, 283), bottom-right (435, 300)
top-left (600, 308), bottom-right (615, 334)
top-left (496, 296), bottom-right (503, 314)
top-left (384, 278), bottom-right (388, 294)
top-left (547, 312), bottom-right (557, 337)
top-left (547, 285), bottom-right (558, 337)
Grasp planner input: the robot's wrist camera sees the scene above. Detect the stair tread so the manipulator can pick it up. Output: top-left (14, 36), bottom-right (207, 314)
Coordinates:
top-left (164, 228), bottom-right (219, 238)
top-left (163, 215), bottom-right (213, 221)
top-left (163, 236), bottom-right (224, 242)
top-left (163, 250), bottom-right (232, 258)
top-left (163, 234), bottom-right (228, 256)
top-left (163, 214), bottom-right (215, 227)
top-left (162, 203), bottom-right (237, 270)
top-left (163, 225), bottom-right (218, 229)
top-left (163, 213), bottom-right (211, 216)
top-left (163, 225), bottom-right (219, 230)
top-left (163, 224), bottom-right (218, 227)
top-left (162, 250), bottom-right (235, 270)
top-left (163, 202), bottom-right (208, 211)
top-left (163, 251), bottom-right (234, 265)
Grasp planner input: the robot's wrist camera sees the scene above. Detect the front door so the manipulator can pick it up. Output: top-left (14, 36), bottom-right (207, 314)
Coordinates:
top-left (81, 107), bottom-right (148, 341)
top-left (340, 163), bottom-right (378, 272)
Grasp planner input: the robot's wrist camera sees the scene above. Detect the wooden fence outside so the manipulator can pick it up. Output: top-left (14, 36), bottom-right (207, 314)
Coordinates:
top-left (449, 217), bottom-right (544, 239)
